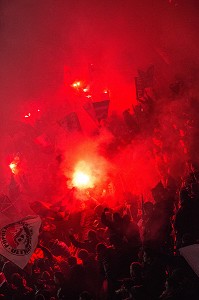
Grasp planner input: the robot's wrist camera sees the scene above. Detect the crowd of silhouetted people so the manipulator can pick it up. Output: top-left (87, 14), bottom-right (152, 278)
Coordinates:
top-left (1, 161), bottom-right (199, 300)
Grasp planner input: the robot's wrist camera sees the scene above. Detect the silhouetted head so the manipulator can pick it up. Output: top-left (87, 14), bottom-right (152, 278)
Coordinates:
top-left (11, 273), bottom-right (24, 288)
top-left (143, 247), bottom-right (156, 264)
top-left (67, 256), bottom-right (77, 266)
top-left (87, 230), bottom-right (97, 241)
top-left (35, 295), bottom-right (45, 300)
top-left (165, 277), bottom-right (179, 292)
top-left (78, 249), bottom-right (89, 261)
top-left (41, 271), bottom-right (51, 281)
top-left (130, 262), bottom-right (143, 279)
top-left (122, 214), bottom-right (131, 225)
top-left (113, 212), bottom-right (121, 223)
top-left (179, 188), bottom-right (190, 205)
top-left (54, 271), bottom-right (65, 286)
top-left (79, 291), bottom-right (93, 300)
top-left (181, 233), bottom-right (195, 247)
top-left (151, 181), bottom-right (165, 202)
top-left (96, 243), bottom-right (107, 256)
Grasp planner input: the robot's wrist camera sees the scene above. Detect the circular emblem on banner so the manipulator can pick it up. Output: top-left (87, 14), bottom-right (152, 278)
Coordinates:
top-left (0, 221), bottom-right (33, 256)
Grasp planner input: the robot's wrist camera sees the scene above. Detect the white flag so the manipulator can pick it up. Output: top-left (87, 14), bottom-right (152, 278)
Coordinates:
top-left (179, 244), bottom-right (199, 277)
top-left (0, 215), bottom-right (41, 269)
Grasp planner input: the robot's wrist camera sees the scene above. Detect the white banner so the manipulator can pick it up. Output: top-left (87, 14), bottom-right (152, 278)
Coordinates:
top-left (179, 244), bottom-right (199, 277)
top-left (0, 215), bottom-right (41, 269)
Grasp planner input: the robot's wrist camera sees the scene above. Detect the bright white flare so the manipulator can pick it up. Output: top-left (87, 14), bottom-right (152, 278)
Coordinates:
top-left (73, 171), bottom-right (90, 188)
top-left (9, 162), bottom-right (17, 174)
top-left (71, 160), bottom-right (97, 189)
top-left (9, 155), bottom-right (20, 175)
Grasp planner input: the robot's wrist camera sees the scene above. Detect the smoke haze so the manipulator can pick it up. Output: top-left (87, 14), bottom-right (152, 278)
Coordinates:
top-left (1, 0), bottom-right (199, 204)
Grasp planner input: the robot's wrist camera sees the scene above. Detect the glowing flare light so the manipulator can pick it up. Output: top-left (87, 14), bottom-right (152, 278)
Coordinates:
top-left (9, 155), bottom-right (20, 175)
top-left (71, 161), bottom-right (96, 189)
top-left (25, 112), bottom-right (31, 118)
top-left (73, 171), bottom-right (90, 188)
top-left (72, 81), bottom-right (81, 89)
top-left (9, 161), bottom-right (18, 175)
top-left (9, 162), bottom-right (17, 174)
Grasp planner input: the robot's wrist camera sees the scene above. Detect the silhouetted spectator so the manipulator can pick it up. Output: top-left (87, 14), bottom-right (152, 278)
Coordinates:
top-left (79, 291), bottom-right (93, 300)
top-left (10, 273), bottom-right (34, 300)
top-left (96, 243), bottom-right (118, 299)
top-left (142, 248), bottom-right (166, 299)
top-left (101, 208), bottom-right (123, 243)
top-left (174, 188), bottom-right (199, 248)
top-left (54, 271), bottom-right (68, 300)
top-left (0, 272), bottom-right (13, 300)
top-left (69, 230), bottom-right (99, 254)
top-left (122, 214), bottom-right (141, 256)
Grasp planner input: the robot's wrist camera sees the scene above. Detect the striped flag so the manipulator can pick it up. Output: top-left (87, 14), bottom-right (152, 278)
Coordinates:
top-left (92, 100), bottom-right (110, 122)
top-left (135, 77), bottom-right (145, 101)
top-left (83, 100), bottom-right (96, 122)
top-left (137, 65), bottom-right (154, 88)
top-left (58, 112), bottom-right (81, 132)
